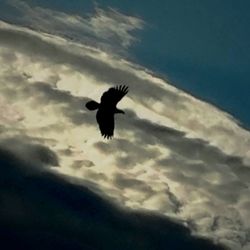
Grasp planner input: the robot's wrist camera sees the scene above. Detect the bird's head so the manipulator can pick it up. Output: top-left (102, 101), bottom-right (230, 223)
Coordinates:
top-left (85, 100), bottom-right (99, 111)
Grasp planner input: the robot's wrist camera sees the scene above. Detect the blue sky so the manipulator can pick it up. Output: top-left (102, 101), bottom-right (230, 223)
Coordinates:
top-left (3, 0), bottom-right (249, 128)
top-left (104, 0), bottom-right (250, 127)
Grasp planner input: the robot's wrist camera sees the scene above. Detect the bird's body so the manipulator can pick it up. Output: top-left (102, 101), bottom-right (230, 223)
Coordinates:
top-left (85, 85), bottom-right (128, 139)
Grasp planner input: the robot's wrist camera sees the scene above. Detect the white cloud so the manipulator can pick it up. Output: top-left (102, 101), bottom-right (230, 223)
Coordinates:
top-left (1, 14), bottom-right (250, 249)
top-left (7, 0), bottom-right (143, 52)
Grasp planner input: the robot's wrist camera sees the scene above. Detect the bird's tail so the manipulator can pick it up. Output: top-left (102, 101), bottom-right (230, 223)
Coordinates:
top-left (85, 100), bottom-right (100, 110)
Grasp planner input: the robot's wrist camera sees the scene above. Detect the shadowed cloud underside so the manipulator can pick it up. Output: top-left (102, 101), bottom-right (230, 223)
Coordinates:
top-left (0, 147), bottom-right (226, 250)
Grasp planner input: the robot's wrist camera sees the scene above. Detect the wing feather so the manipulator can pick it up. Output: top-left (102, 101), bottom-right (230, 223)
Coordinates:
top-left (100, 85), bottom-right (129, 107)
top-left (96, 110), bottom-right (114, 139)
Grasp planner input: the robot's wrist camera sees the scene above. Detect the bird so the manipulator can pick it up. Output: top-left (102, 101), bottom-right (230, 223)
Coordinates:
top-left (85, 85), bottom-right (129, 139)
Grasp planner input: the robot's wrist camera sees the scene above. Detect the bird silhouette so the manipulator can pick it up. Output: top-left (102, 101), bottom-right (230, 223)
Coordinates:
top-left (85, 85), bottom-right (129, 139)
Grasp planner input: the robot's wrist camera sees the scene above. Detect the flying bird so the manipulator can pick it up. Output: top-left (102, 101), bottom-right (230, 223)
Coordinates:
top-left (85, 85), bottom-right (129, 139)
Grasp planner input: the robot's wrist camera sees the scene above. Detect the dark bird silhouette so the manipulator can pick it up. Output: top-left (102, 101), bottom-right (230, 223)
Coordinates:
top-left (85, 85), bottom-right (129, 139)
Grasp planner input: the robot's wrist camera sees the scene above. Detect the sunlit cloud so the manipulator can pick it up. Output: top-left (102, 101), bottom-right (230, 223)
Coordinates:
top-left (0, 4), bottom-right (250, 248)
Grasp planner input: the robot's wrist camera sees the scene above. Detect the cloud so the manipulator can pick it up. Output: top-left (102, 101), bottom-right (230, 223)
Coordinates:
top-left (1, 19), bottom-right (247, 157)
top-left (114, 173), bottom-right (154, 194)
top-left (7, 0), bottom-right (143, 52)
top-left (0, 15), bottom-right (250, 248)
top-left (0, 20), bottom-right (187, 111)
top-left (0, 147), bottom-right (226, 250)
top-left (94, 138), bottom-right (161, 168)
top-left (0, 137), bottom-right (59, 167)
top-left (72, 160), bottom-right (95, 170)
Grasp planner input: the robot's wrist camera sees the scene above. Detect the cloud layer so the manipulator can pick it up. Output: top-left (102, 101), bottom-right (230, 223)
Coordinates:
top-left (7, 0), bottom-right (143, 52)
top-left (1, 4), bottom-right (250, 249)
top-left (0, 146), bottom-right (226, 250)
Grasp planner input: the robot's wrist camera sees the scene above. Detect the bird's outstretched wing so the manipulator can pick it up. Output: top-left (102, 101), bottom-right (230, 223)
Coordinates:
top-left (96, 110), bottom-right (114, 139)
top-left (100, 85), bottom-right (129, 106)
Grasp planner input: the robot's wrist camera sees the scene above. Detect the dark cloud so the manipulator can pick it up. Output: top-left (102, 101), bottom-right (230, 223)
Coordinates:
top-left (0, 137), bottom-right (59, 167)
top-left (0, 147), bottom-right (226, 250)
top-left (72, 160), bottom-right (95, 170)
top-left (59, 148), bottom-right (73, 156)
top-left (114, 173), bottom-right (154, 194)
top-left (84, 170), bottom-right (108, 182)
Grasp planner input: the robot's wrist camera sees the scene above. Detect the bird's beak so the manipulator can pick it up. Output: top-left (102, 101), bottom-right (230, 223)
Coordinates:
top-left (116, 109), bottom-right (125, 114)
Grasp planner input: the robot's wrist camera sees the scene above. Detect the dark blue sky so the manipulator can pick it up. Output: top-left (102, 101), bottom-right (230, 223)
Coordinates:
top-left (2, 0), bottom-right (250, 128)
top-left (97, 0), bottom-right (250, 128)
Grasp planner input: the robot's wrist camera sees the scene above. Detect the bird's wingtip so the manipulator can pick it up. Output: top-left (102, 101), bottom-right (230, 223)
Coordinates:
top-left (115, 85), bottom-right (129, 94)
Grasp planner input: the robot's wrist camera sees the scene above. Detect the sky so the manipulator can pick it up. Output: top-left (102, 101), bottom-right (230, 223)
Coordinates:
top-left (1, 0), bottom-right (249, 127)
top-left (0, 1), bottom-right (250, 249)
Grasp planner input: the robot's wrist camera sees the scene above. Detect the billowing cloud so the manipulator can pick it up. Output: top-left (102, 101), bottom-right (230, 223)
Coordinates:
top-left (0, 4), bottom-right (250, 249)
top-left (0, 146), bottom-right (226, 250)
